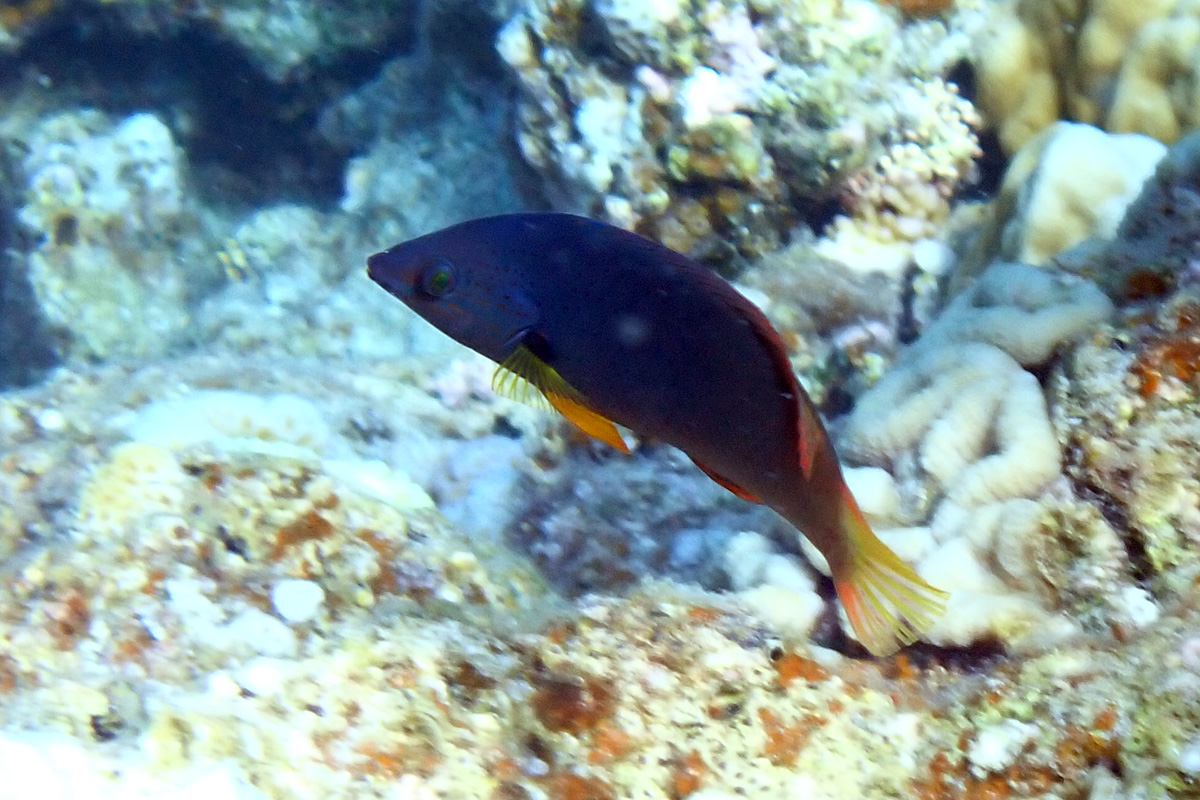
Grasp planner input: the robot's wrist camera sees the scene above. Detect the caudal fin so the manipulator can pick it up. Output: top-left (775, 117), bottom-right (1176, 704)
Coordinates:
top-left (832, 499), bottom-right (948, 656)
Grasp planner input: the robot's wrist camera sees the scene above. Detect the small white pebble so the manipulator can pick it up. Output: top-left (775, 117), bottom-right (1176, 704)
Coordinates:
top-left (1180, 735), bottom-right (1200, 776)
top-left (270, 579), bottom-right (325, 624)
top-left (206, 672), bottom-right (243, 701)
top-left (1117, 585), bottom-right (1159, 629)
top-left (34, 407), bottom-right (66, 432)
top-left (234, 657), bottom-right (289, 698)
top-left (224, 608), bottom-right (296, 657)
top-left (968, 719), bottom-right (1038, 776)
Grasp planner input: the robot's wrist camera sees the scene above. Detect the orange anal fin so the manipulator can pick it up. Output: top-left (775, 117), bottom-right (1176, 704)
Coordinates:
top-left (832, 490), bottom-right (948, 656)
top-left (545, 391), bottom-right (631, 454)
top-left (691, 458), bottom-right (761, 503)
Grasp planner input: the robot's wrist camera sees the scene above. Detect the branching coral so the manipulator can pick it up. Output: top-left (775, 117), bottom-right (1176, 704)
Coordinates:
top-left (816, 78), bottom-right (981, 276)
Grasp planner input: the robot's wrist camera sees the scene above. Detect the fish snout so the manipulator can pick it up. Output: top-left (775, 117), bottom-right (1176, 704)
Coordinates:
top-left (366, 250), bottom-right (411, 299)
top-left (366, 251), bottom-right (388, 283)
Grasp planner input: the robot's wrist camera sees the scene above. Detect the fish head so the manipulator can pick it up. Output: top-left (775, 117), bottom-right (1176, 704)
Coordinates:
top-left (367, 225), bottom-right (539, 361)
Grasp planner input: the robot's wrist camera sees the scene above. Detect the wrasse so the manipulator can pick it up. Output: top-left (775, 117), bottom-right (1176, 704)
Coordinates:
top-left (367, 213), bottom-right (946, 655)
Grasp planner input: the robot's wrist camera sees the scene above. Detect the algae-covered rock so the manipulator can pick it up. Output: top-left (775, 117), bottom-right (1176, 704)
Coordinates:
top-left (17, 111), bottom-right (220, 360)
top-left (500, 0), bottom-right (984, 269)
top-left (1, 0), bottom-right (419, 82)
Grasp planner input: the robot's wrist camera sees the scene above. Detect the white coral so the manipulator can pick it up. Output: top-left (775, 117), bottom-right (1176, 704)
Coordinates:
top-left (849, 343), bottom-right (1061, 507)
top-left (128, 390), bottom-right (333, 456)
top-left (993, 122), bottom-right (1166, 265)
top-left (839, 262), bottom-right (1112, 649)
top-left (923, 262), bottom-right (1115, 364)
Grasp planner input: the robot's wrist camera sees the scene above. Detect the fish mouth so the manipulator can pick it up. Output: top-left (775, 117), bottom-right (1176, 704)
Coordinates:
top-left (366, 250), bottom-right (412, 299)
top-left (365, 251), bottom-right (388, 283)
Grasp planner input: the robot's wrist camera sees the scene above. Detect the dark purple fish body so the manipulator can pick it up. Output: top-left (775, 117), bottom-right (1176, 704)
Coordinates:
top-left (368, 213), bottom-right (946, 655)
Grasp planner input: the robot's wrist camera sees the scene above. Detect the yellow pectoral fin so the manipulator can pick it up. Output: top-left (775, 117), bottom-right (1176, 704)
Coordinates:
top-left (492, 345), bottom-right (551, 410)
top-left (494, 344), bottom-right (631, 454)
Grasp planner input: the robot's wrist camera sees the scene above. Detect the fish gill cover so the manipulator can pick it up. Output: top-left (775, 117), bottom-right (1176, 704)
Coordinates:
top-left (1, 0), bottom-right (1200, 798)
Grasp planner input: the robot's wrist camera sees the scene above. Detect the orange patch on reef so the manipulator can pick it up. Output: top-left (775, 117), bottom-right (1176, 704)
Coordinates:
top-left (669, 749), bottom-right (710, 799)
top-left (759, 708), bottom-right (822, 766)
top-left (773, 651), bottom-right (829, 687)
top-left (687, 605), bottom-right (722, 624)
top-left (878, 0), bottom-right (954, 16)
top-left (46, 588), bottom-right (91, 649)
top-left (532, 675), bottom-right (617, 735)
top-left (912, 707), bottom-right (1124, 800)
top-left (271, 509), bottom-right (334, 559)
top-left (1123, 269), bottom-right (1172, 300)
top-left (0, 657), bottom-right (17, 693)
top-left (587, 722), bottom-right (635, 764)
top-left (357, 742), bottom-right (441, 779)
top-left (542, 773), bottom-right (616, 800)
top-left (360, 530), bottom-right (400, 594)
top-left (1131, 300), bottom-right (1200, 397)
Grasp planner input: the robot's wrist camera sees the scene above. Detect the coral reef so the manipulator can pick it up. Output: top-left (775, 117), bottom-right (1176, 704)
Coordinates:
top-left (509, 442), bottom-right (785, 596)
top-left (4, 345), bottom-right (1200, 799)
top-left (976, 122), bottom-right (1166, 268)
top-left (16, 110), bottom-right (219, 360)
top-left (9, 1), bottom-right (1200, 798)
top-left (0, 0), bottom-right (418, 82)
top-left (498, 0), bottom-right (984, 268)
top-left (973, 0), bottom-right (1200, 152)
top-left (840, 262), bottom-right (1113, 649)
top-left (1056, 128), bottom-right (1200, 300)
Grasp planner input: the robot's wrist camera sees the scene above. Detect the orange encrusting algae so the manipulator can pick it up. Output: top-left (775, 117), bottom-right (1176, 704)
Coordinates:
top-left (878, 0), bottom-right (955, 16)
top-left (1131, 301), bottom-right (1200, 397)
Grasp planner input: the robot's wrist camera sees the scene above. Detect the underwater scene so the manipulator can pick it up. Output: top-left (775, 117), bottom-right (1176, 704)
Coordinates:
top-left (4, 0), bottom-right (1200, 797)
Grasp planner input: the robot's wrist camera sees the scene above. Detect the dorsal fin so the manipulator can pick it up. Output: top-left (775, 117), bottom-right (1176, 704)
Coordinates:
top-left (493, 343), bottom-right (631, 454)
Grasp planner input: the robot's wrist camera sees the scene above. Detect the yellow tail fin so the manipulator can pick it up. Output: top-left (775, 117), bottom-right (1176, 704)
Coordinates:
top-left (832, 500), bottom-right (948, 656)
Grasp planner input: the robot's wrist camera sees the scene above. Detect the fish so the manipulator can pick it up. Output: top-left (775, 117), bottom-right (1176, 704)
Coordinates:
top-left (367, 212), bottom-right (947, 655)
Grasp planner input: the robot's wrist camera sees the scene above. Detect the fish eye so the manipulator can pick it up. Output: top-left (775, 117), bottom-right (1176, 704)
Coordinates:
top-left (418, 259), bottom-right (456, 298)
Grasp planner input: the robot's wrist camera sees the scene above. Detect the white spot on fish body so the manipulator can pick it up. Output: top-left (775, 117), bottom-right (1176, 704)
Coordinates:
top-left (615, 313), bottom-right (651, 347)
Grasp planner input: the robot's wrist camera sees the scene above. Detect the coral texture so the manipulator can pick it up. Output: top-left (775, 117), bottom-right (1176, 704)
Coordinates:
top-left (4, 352), bottom-right (1200, 799)
top-left (974, 0), bottom-right (1200, 152)
top-left (17, 111), bottom-right (211, 359)
top-left (499, 0), bottom-right (983, 268)
top-left (841, 262), bottom-right (1113, 649)
top-left (0, 0), bottom-right (418, 81)
top-left (980, 122), bottom-right (1165, 267)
